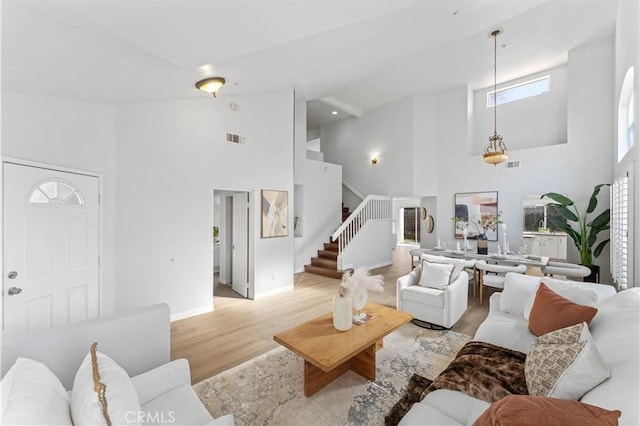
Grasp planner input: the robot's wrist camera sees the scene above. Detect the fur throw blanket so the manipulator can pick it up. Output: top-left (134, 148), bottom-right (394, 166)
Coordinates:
top-left (385, 341), bottom-right (527, 426)
top-left (421, 341), bottom-right (528, 402)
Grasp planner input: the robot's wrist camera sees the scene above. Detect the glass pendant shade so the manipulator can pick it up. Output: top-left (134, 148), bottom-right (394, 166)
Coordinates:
top-left (483, 133), bottom-right (508, 165)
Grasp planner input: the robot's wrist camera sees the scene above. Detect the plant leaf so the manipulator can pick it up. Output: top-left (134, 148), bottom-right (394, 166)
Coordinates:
top-left (549, 218), bottom-right (580, 245)
top-left (594, 239), bottom-right (610, 258)
top-left (586, 184), bottom-right (610, 214)
top-left (541, 192), bottom-right (573, 206)
top-left (554, 205), bottom-right (579, 222)
top-left (587, 208), bottom-right (610, 229)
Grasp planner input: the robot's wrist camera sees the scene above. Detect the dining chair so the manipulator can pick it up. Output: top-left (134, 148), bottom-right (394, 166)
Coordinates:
top-left (463, 258), bottom-right (478, 297)
top-left (475, 260), bottom-right (527, 304)
top-left (541, 261), bottom-right (591, 280)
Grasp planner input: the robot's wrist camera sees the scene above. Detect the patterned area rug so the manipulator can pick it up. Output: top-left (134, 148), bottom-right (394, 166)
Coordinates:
top-left (193, 323), bottom-right (470, 426)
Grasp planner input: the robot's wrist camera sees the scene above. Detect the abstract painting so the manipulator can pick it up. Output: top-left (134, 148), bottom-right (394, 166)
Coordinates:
top-left (261, 190), bottom-right (288, 238)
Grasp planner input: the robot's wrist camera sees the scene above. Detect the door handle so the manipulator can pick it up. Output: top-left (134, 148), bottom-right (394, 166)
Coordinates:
top-left (231, 245), bottom-right (235, 250)
top-left (7, 271), bottom-right (18, 279)
top-left (7, 287), bottom-right (22, 296)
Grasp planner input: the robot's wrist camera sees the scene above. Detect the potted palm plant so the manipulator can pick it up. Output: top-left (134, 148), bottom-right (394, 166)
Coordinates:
top-left (541, 184), bottom-right (610, 282)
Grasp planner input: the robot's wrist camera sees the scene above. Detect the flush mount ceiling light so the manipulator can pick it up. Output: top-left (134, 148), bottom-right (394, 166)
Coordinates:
top-left (483, 29), bottom-right (508, 166)
top-left (195, 77), bottom-right (226, 97)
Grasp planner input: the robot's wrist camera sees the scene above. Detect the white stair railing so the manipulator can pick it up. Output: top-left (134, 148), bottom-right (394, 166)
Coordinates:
top-left (331, 195), bottom-right (392, 255)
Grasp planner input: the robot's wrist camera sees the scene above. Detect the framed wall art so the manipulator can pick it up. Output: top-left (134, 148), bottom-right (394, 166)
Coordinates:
top-left (261, 189), bottom-right (288, 238)
top-left (454, 191), bottom-right (499, 241)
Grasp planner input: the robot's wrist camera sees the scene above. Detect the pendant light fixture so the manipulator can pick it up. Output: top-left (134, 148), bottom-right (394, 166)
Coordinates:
top-left (483, 29), bottom-right (508, 166)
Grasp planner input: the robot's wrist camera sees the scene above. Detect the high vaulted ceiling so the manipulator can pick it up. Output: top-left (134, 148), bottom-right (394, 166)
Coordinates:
top-left (2, 0), bottom-right (619, 127)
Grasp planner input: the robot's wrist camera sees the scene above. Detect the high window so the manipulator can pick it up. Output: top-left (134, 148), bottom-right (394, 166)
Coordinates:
top-left (487, 75), bottom-right (550, 107)
top-left (618, 67), bottom-right (635, 162)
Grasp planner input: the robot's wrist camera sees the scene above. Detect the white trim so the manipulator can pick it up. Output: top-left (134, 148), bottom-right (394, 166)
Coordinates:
top-left (342, 261), bottom-right (393, 271)
top-left (170, 304), bottom-right (213, 322)
top-left (1, 156), bottom-right (105, 317)
top-left (253, 285), bottom-right (294, 300)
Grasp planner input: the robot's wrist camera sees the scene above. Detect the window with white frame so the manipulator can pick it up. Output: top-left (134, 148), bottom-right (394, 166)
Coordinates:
top-left (618, 67), bottom-right (635, 162)
top-left (487, 75), bottom-right (550, 107)
top-left (611, 173), bottom-right (629, 290)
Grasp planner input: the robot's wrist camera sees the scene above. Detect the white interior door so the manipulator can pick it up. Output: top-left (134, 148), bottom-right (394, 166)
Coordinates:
top-left (231, 192), bottom-right (248, 298)
top-left (3, 163), bottom-right (100, 331)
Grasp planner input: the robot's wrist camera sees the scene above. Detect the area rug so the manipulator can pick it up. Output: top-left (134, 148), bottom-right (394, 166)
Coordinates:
top-left (193, 324), bottom-right (470, 426)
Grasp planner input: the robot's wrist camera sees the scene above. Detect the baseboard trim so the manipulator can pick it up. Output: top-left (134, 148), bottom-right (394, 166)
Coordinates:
top-left (170, 304), bottom-right (213, 322)
top-left (254, 285), bottom-right (294, 299)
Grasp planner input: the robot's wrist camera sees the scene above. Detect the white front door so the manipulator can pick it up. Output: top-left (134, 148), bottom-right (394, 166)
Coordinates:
top-left (231, 192), bottom-right (248, 298)
top-left (3, 163), bottom-right (100, 331)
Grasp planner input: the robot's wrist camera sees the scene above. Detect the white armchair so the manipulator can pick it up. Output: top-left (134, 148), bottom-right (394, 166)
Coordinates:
top-left (397, 263), bottom-right (469, 329)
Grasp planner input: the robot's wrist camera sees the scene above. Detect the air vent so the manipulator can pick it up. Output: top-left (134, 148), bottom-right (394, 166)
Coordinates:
top-left (225, 132), bottom-right (245, 144)
top-left (504, 160), bottom-right (521, 169)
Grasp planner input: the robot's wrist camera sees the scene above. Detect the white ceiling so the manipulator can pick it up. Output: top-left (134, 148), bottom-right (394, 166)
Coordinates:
top-left (1, 0), bottom-right (619, 129)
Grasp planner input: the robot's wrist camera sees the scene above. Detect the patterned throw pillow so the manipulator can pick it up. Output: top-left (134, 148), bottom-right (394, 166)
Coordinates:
top-left (525, 323), bottom-right (610, 400)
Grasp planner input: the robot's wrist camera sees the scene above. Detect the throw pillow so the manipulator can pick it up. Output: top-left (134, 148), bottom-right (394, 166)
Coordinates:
top-left (473, 395), bottom-right (621, 426)
top-left (418, 261), bottom-right (454, 289)
top-left (528, 283), bottom-right (598, 336)
top-left (523, 279), bottom-right (598, 320)
top-left (71, 342), bottom-right (141, 426)
top-left (420, 254), bottom-right (466, 281)
top-left (525, 323), bottom-right (610, 400)
top-left (0, 357), bottom-right (72, 426)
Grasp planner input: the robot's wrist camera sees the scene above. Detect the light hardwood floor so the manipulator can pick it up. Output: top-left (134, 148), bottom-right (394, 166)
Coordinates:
top-left (171, 245), bottom-right (490, 384)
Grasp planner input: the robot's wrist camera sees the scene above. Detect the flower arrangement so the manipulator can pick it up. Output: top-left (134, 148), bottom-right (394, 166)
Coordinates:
top-left (452, 211), bottom-right (502, 239)
top-left (339, 268), bottom-right (385, 296)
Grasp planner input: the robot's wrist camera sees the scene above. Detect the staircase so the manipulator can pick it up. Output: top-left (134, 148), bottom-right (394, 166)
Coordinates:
top-left (304, 205), bottom-right (354, 279)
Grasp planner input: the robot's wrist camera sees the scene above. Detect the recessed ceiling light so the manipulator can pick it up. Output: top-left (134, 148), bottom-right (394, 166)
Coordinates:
top-left (332, 111), bottom-right (338, 115)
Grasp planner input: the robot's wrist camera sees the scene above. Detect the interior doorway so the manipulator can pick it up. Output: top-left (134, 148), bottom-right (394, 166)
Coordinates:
top-left (213, 189), bottom-right (253, 299)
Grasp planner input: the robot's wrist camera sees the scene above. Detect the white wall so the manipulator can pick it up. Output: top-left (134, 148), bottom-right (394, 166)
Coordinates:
top-left (115, 90), bottom-right (295, 318)
top-left (294, 95), bottom-right (343, 273)
top-left (473, 65), bottom-right (568, 153)
top-left (293, 159), bottom-right (342, 273)
top-left (322, 97), bottom-right (414, 197)
top-left (1, 91), bottom-right (119, 314)
top-left (614, 0), bottom-right (639, 286)
top-left (434, 39), bottom-right (614, 278)
top-left (413, 95), bottom-right (438, 197)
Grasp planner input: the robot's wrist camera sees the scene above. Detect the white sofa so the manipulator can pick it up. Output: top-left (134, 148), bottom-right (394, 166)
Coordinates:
top-left (1, 303), bottom-right (233, 426)
top-left (397, 265), bottom-right (469, 329)
top-left (400, 273), bottom-right (640, 425)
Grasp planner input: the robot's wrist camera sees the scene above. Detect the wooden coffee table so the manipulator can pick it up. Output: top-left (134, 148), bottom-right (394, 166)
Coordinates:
top-left (273, 302), bottom-right (412, 396)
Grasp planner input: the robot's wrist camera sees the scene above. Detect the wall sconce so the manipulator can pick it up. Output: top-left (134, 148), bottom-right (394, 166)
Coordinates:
top-left (195, 77), bottom-right (226, 97)
top-left (370, 156), bottom-right (379, 165)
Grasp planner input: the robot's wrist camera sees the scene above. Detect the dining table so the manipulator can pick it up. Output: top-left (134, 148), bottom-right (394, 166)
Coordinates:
top-left (409, 248), bottom-right (550, 270)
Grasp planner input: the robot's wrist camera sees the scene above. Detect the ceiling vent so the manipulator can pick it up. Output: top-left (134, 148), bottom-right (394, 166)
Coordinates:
top-left (503, 160), bottom-right (521, 169)
top-left (226, 132), bottom-right (245, 144)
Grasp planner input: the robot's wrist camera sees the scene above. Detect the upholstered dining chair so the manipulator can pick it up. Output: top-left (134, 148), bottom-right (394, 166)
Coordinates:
top-left (541, 261), bottom-right (591, 280)
top-left (475, 260), bottom-right (527, 304)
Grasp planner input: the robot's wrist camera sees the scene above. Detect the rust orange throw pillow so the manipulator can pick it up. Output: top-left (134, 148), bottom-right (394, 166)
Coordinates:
top-left (473, 395), bottom-right (621, 426)
top-left (528, 283), bottom-right (598, 336)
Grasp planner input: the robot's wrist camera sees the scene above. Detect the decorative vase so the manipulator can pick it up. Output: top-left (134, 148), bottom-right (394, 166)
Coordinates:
top-left (477, 234), bottom-right (488, 255)
top-left (333, 294), bottom-right (353, 331)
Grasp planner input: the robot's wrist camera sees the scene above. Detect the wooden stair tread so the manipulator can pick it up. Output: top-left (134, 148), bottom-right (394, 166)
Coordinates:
top-left (311, 257), bottom-right (337, 268)
top-left (304, 265), bottom-right (347, 280)
top-left (318, 250), bottom-right (338, 259)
